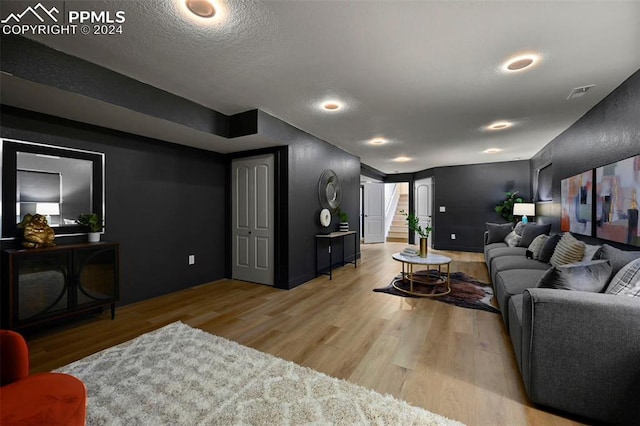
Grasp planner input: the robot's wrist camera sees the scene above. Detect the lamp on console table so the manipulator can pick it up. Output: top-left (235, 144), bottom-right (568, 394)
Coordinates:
top-left (513, 203), bottom-right (535, 224)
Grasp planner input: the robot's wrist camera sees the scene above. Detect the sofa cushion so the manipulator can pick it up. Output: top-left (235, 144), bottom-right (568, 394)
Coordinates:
top-left (486, 222), bottom-right (514, 244)
top-left (495, 268), bottom-right (547, 327)
top-left (518, 223), bottom-right (552, 247)
top-left (582, 243), bottom-right (602, 262)
top-left (485, 241), bottom-right (507, 265)
top-left (597, 244), bottom-right (640, 278)
top-left (605, 258), bottom-right (640, 297)
top-left (508, 294), bottom-right (525, 374)
top-left (550, 233), bottom-right (586, 267)
top-left (504, 231), bottom-right (521, 247)
top-left (527, 234), bottom-right (548, 260)
top-left (538, 233), bottom-right (561, 263)
top-left (537, 260), bottom-right (612, 293)
top-left (491, 255), bottom-right (551, 285)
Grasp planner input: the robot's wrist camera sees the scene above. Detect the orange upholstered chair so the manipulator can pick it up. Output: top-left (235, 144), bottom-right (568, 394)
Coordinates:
top-left (0, 330), bottom-right (86, 426)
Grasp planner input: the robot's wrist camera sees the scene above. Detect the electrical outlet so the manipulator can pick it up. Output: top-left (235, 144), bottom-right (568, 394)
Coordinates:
top-left (188, 254), bottom-right (195, 265)
top-left (439, 206), bottom-right (446, 212)
top-left (450, 234), bottom-right (456, 240)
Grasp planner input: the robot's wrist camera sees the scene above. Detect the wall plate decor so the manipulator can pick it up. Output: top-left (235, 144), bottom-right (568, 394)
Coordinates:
top-left (319, 208), bottom-right (331, 228)
top-left (595, 154), bottom-right (640, 246)
top-left (318, 169), bottom-right (341, 212)
top-left (561, 170), bottom-right (594, 236)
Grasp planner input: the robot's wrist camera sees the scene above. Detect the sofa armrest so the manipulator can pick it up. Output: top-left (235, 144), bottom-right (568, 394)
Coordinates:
top-left (483, 230), bottom-right (489, 245)
top-left (521, 289), bottom-right (640, 424)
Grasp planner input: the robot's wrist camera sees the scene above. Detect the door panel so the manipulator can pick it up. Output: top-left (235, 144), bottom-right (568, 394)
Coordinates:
top-left (364, 183), bottom-right (385, 243)
top-left (232, 155), bottom-right (274, 285)
top-left (415, 177), bottom-right (433, 248)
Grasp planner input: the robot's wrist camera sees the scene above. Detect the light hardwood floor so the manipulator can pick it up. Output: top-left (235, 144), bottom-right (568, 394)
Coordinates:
top-left (25, 242), bottom-right (585, 426)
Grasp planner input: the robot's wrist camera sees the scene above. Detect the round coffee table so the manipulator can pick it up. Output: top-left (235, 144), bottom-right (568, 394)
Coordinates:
top-left (391, 252), bottom-right (452, 297)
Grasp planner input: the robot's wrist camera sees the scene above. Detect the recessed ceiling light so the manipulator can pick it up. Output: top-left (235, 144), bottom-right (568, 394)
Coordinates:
top-left (483, 148), bottom-right (502, 154)
top-left (185, 0), bottom-right (216, 18)
top-left (394, 156), bottom-right (411, 162)
top-left (502, 53), bottom-right (541, 72)
top-left (322, 101), bottom-right (343, 111)
top-left (369, 138), bottom-right (387, 145)
top-left (487, 121), bottom-right (513, 130)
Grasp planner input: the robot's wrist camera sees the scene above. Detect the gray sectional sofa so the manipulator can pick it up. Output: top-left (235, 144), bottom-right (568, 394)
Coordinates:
top-left (484, 226), bottom-right (640, 425)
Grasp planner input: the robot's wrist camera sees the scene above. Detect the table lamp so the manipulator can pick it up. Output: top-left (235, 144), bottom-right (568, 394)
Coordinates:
top-left (36, 202), bottom-right (60, 224)
top-left (513, 203), bottom-right (535, 224)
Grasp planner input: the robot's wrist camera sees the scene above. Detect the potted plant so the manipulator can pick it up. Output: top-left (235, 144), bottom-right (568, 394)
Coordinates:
top-left (338, 209), bottom-right (349, 232)
top-left (495, 191), bottom-right (524, 223)
top-left (400, 210), bottom-right (432, 257)
top-left (76, 213), bottom-right (103, 242)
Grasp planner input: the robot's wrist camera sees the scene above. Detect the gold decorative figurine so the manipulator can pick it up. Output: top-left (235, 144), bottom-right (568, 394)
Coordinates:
top-left (18, 214), bottom-right (56, 248)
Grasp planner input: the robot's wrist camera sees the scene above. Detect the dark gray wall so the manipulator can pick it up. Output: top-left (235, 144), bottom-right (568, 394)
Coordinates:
top-left (258, 112), bottom-right (361, 288)
top-left (531, 68), bottom-right (640, 239)
top-left (1, 107), bottom-right (227, 305)
top-left (429, 161), bottom-right (531, 252)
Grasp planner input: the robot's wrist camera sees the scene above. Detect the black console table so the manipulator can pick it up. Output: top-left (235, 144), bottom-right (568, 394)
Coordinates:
top-left (1, 242), bottom-right (120, 332)
top-left (315, 231), bottom-right (357, 279)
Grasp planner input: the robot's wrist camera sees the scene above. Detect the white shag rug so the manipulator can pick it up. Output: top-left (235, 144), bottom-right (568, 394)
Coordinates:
top-left (57, 322), bottom-right (463, 425)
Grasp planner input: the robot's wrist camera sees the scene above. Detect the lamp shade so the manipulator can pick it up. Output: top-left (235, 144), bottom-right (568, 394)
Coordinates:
top-left (513, 203), bottom-right (535, 216)
top-left (36, 202), bottom-right (60, 215)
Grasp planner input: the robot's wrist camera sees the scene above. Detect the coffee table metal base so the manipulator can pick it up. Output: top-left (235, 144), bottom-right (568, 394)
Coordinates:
top-left (391, 253), bottom-right (452, 297)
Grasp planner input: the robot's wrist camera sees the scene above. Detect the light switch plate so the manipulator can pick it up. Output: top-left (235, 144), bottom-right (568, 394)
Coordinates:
top-left (439, 206), bottom-right (446, 212)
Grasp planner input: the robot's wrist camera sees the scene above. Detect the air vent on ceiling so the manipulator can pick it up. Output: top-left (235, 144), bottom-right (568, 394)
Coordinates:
top-left (567, 84), bottom-right (595, 100)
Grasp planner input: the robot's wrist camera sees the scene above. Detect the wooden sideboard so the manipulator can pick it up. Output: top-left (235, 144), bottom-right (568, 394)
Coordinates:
top-left (1, 242), bottom-right (119, 332)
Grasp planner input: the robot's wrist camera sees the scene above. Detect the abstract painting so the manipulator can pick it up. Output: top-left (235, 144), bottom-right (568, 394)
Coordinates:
top-left (595, 154), bottom-right (640, 246)
top-left (561, 170), bottom-right (593, 236)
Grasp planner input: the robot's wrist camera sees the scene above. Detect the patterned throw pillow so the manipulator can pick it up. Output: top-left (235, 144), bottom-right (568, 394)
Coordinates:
top-left (514, 221), bottom-right (526, 236)
top-left (504, 230), bottom-right (521, 247)
top-left (550, 233), bottom-right (586, 267)
top-left (537, 260), bottom-right (612, 292)
top-left (605, 258), bottom-right (640, 297)
top-left (527, 234), bottom-right (548, 260)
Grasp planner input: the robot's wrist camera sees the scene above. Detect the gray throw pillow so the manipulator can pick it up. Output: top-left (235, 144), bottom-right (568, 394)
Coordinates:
top-left (518, 223), bottom-right (552, 247)
top-left (538, 233), bottom-right (562, 263)
top-left (486, 222), bottom-right (514, 244)
top-left (537, 260), bottom-right (612, 292)
top-left (605, 258), bottom-right (640, 297)
top-left (598, 244), bottom-right (640, 278)
top-left (514, 221), bottom-right (526, 236)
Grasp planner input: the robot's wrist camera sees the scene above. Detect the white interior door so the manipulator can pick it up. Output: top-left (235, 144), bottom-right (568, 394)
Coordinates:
top-left (363, 182), bottom-right (385, 243)
top-left (232, 154), bottom-right (274, 285)
top-left (415, 177), bottom-right (433, 248)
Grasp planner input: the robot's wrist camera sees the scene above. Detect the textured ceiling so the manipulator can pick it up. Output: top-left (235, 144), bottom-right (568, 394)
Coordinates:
top-left (6, 0), bottom-right (640, 173)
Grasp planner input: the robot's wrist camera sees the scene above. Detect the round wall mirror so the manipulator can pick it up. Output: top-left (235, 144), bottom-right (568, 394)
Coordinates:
top-left (318, 169), bottom-right (341, 212)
